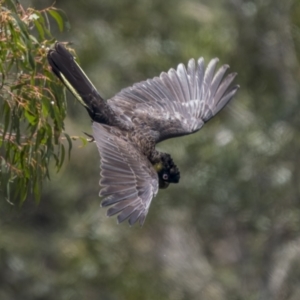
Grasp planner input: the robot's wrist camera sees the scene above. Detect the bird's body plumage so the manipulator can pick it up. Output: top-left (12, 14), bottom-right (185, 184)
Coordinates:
top-left (48, 43), bottom-right (239, 225)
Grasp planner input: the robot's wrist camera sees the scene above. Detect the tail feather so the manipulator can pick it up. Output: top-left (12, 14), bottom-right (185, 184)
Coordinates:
top-left (48, 43), bottom-right (117, 125)
top-left (47, 43), bottom-right (103, 108)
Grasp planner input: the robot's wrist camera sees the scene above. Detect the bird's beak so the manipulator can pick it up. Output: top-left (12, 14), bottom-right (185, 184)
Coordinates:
top-left (159, 179), bottom-right (170, 189)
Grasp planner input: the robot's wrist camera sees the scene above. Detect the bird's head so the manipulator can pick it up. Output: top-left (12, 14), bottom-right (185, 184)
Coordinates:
top-left (153, 153), bottom-right (180, 189)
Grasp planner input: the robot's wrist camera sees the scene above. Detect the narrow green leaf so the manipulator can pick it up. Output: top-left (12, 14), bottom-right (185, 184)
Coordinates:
top-left (4, 0), bottom-right (18, 13)
top-left (3, 102), bottom-right (11, 139)
top-left (35, 18), bottom-right (45, 38)
top-left (48, 9), bottom-right (64, 32)
top-left (33, 179), bottom-right (41, 203)
top-left (27, 50), bottom-right (36, 70)
top-left (24, 110), bottom-right (37, 125)
top-left (58, 144), bottom-right (65, 170)
top-left (11, 13), bottom-right (30, 39)
top-left (79, 136), bottom-right (88, 146)
top-left (63, 132), bottom-right (73, 160)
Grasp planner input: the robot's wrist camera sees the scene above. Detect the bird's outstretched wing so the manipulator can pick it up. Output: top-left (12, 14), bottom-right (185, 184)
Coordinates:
top-left (108, 58), bottom-right (239, 143)
top-left (92, 122), bottom-right (158, 226)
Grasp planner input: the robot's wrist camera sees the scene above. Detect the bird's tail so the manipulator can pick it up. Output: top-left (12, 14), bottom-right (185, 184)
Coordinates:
top-left (47, 43), bottom-right (114, 124)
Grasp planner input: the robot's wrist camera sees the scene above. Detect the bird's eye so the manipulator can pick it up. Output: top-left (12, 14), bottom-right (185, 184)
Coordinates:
top-left (162, 173), bottom-right (169, 181)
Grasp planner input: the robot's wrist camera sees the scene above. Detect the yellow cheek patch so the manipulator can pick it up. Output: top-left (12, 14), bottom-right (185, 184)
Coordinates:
top-left (153, 162), bottom-right (163, 172)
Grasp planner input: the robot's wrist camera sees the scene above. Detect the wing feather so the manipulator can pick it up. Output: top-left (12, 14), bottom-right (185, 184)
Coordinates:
top-left (202, 58), bottom-right (219, 101)
top-left (187, 59), bottom-right (196, 99)
top-left (177, 63), bottom-right (191, 101)
top-left (92, 122), bottom-right (158, 225)
top-left (108, 57), bottom-right (239, 143)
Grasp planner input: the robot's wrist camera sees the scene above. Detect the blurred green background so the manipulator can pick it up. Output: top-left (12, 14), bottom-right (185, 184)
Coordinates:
top-left (1, 0), bottom-right (300, 299)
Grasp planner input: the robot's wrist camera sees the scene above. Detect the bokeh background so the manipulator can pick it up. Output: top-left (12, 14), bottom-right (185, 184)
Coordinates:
top-left (1, 0), bottom-right (300, 299)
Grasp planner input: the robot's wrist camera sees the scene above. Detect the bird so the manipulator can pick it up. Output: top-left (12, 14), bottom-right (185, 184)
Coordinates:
top-left (47, 42), bottom-right (239, 226)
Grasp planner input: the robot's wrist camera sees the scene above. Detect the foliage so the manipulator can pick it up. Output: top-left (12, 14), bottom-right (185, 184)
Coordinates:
top-left (0, 0), bottom-right (71, 203)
